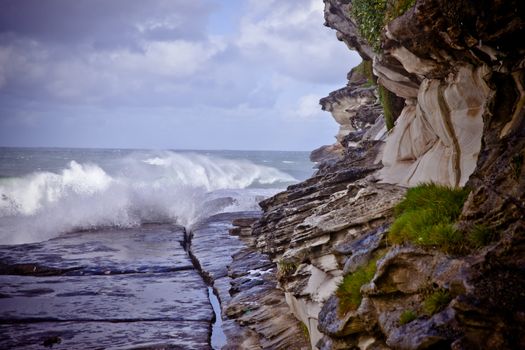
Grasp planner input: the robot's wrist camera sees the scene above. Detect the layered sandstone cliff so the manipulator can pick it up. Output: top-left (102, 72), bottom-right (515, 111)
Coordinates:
top-left (228, 0), bottom-right (525, 349)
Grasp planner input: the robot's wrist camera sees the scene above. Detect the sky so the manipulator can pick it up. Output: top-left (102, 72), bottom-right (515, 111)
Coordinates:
top-left (0, 0), bottom-right (361, 151)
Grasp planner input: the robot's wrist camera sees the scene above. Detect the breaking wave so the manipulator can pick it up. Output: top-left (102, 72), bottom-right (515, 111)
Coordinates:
top-left (0, 151), bottom-right (296, 245)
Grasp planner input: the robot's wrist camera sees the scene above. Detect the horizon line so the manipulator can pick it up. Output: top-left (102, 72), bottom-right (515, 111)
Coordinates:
top-left (0, 145), bottom-right (315, 153)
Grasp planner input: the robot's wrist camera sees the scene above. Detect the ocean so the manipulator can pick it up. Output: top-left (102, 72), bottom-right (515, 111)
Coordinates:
top-left (0, 147), bottom-right (313, 349)
top-left (0, 147), bottom-right (313, 245)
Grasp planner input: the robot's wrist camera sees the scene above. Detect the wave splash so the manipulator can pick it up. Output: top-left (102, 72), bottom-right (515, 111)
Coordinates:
top-left (0, 152), bottom-right (295, 245)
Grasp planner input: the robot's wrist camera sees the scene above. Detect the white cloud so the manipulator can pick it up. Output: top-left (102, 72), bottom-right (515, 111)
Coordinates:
top-left (287, 94), bottom-right (325, 120)
top-left (112, 38), bottom-right (226, 78)
top-left (236, 0), bottom-right (359, 84)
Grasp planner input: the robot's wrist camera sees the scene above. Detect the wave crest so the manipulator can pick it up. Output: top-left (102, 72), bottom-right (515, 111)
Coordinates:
top-left (0, 152), bottom-right (295, 244)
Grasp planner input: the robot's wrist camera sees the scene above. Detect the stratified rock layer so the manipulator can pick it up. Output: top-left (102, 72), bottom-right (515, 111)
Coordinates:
top-left (190, 212), bottom-right (310, 350)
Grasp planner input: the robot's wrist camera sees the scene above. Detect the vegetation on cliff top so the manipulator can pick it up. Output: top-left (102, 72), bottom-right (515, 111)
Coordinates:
top-left (351, 0), bottom-right (416, 51)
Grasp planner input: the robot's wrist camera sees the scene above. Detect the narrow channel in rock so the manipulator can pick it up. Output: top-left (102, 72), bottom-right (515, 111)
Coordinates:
top-left (208, 286), bottom-right (227, 349)
top-left (181, 226), bottom-right (226, 350)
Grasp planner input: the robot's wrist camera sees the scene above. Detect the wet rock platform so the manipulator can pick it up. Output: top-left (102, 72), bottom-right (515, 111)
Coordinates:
top-left (0, 224), bottom-right (212, 349)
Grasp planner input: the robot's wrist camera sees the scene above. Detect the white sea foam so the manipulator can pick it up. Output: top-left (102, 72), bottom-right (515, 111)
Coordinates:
top-left (0, 152), bottom-right (295, 245)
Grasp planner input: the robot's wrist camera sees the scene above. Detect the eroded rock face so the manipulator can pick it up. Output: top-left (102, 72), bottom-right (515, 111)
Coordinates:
top-left (376, 4), bottom-right (525, 344)
top-left (253, 125), bottom-right (406, 347)
top-left (241, 0), bottom-right (525, 349)
top-left (376, 0), bottom-right (525, 188)
top-left (320, 83), bottom-right (382, 146)
top-left (359, 1), bottom-right (520, 188)
top-left (323, 0), bottom-right (374, 60)
top-left (313, 76), bottom-right (384, 171)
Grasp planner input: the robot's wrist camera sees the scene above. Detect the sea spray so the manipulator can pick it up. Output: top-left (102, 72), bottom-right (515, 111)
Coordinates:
top-left (0, 151), bottom-right (296, 245)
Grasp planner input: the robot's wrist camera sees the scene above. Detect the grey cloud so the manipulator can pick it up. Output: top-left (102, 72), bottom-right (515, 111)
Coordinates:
top-left (0, 0), bottom-right (354, 151)
top-left (0, 0), bottom-right (213, 47)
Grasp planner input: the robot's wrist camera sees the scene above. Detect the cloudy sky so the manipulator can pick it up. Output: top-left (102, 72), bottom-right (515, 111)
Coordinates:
top-left (0, 0), bottom-right (360, 151)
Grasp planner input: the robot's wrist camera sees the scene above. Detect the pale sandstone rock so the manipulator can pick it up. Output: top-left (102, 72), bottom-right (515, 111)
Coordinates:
top-left (380, 65), bottom-right (490, 187)
top-left (387, 45), bottom-right (439, 77)
top-left (322, 90), bottom-right (378, 145)
top-left (302, 264), bottom-right (342, 303)
top-left (285, 292), bottom-right (324, 349)
top-left (311, 254), bottom-right (340, 273)
top-left (374, 58), bottom-right (420, 100)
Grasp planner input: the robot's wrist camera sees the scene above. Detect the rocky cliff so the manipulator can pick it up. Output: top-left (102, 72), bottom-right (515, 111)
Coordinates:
top-left (224, 0), bottom-right (524, 349)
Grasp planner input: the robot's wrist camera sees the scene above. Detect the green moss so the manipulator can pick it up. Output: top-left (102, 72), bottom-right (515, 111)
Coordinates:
top-left (423, 289), bottom-right (451, 315)
top-left (388, 183), bottom-right (470, 253)
top-left (362, 60), bottom-right (375, 84)
top-left (385, 0), bottom-right (417, 22)
top-left (299, 321), bottom-right (309, 340)
top-left (399, 309), bottom-right (417, 325)
top-left (336, 256), bottom-right (379, 315)
top-left (351, 0), bottom-right (416, 51)
top-left (378, 84), bottom-right (396, 130)
top-left (351, 0), bottom-right (387, 51)
top-left (467, 224), bottom-right (496, 248)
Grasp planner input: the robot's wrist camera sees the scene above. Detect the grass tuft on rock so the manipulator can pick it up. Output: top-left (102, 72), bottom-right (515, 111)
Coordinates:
top-left (388, 183), bottom-right (470, 253)
top-left (423, 289), bottom-right (451, 315)
top-left (399, 309), bottom-right (417, 325)
top-left (277, 259), bottom-right (297, 279)
top-left (336, 256), bottom-right (378, 315)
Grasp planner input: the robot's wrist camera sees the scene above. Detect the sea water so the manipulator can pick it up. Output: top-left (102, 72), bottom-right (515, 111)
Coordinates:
top-left (0, 147), bottom-right (313, 349)
top-left (0, 147), bottom-right (313, 245)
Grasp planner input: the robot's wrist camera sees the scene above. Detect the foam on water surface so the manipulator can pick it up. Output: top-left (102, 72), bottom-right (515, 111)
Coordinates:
top-left (0, 150), bottom-right (301, 245)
